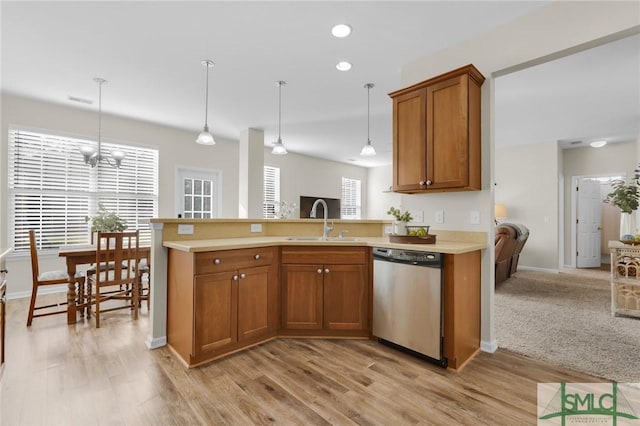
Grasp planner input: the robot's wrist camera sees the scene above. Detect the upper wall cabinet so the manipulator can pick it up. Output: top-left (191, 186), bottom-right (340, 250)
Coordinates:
top-left (389, 64), bottom-right (485, 193)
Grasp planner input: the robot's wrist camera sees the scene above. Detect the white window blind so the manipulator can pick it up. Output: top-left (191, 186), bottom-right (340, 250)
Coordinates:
top-left (263, 165), bottom-right (280, 218)
top-left (341, 177), bottom-right (362, 219)
top-left (8, 127), bottom-right (158, 252)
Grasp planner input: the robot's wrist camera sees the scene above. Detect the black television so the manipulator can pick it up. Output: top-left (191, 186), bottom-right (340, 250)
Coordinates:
top-left (299, 196), bottom-right (341, 219)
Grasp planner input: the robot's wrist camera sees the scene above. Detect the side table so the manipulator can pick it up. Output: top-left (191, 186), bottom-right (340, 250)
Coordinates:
top-left (610, 241), bottom-right (640, 318)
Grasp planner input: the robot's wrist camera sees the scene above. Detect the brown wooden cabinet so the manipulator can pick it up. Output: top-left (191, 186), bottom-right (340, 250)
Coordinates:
top-left (281, 246), bottom-right (370, 337)
top-left (443, 250), bottom-right (481, 370)
top-left (389, 64), bottom-right (485, 193)
top-left (168, 247), bottom-right (278, 367)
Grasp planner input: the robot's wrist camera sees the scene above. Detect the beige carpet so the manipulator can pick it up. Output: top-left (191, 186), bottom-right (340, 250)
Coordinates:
top-left (495, 269), bottom-right (640, 383)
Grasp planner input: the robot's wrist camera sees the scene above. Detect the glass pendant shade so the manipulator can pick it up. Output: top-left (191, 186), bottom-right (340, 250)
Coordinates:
top-left (360, 141), bottom-right (376, 156)
top-left (196, 125), bottom-right (215, 145)
top-left (272, 138), bottom-right (287, 155)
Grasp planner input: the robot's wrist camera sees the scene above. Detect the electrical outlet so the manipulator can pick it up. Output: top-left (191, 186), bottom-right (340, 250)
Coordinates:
top-left (250, 224), bottom-right (263, 233)
top-left (470, 210), bottom-right (480, 225)
top-left (410, 210), bottom-right (424, 223)
top-left (435, 210), bottom-right (444, 224)
top-left (384, 225), bottom-right (393, 235)
top-left (177, 224), bottom-right (194, 235)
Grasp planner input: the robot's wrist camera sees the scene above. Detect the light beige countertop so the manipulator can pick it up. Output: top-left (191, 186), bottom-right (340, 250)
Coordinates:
top-left (163, 236), bottom-right (486, 255)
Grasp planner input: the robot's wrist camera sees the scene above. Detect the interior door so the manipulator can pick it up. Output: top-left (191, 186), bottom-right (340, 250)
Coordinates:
top-left (577, 177), bottom-right (602, 268)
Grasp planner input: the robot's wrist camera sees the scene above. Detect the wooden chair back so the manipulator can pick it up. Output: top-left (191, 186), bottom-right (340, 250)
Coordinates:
top-left (92, 231), bottom-right (140, 327)
top-left (27, 230), bottom-right (85, 326)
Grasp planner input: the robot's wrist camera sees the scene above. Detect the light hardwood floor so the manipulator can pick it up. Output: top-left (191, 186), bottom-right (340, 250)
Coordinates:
top-left (1, 295), bottom-right (606, 425)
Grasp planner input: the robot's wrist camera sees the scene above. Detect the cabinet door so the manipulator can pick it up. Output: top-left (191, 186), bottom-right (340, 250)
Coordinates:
top-left (193, 270), bottom-right (238, 356)
top-left (323, 264), bottom-right (367, 330)
top-left (426, 74), bottom-right (470, 190)
top-left (237, 265), bottom-right (275, 342)
top-left (281, 264), bottom-right (323, 329)
top-left (393, 88), bottom-right (427, 192)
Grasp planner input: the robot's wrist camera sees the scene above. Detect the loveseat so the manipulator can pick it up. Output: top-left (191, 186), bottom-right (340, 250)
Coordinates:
top-left (495, 223), bottom-right (529, 285)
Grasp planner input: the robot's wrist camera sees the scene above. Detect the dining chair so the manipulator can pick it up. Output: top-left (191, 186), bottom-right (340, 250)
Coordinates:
top-left (27, 230), bottom-right (86, 326)
top-left (88, 231), bottom-right (140, 328)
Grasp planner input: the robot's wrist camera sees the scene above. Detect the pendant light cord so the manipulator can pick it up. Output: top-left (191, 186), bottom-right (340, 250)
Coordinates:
top-left (277, 81), bottom-right (282, 140)
top-left (204, 64), bottom-right (209, 128)
top-left (367, 84), bottom-right (370, 143)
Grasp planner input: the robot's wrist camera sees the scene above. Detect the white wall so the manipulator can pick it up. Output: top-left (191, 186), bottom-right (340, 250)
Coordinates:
top-left (495, 141), bottom-right (560, 271)
top-left (264, 149), bottom-right (368, 219)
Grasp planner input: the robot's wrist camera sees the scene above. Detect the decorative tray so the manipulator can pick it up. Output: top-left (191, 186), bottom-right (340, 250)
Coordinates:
top-left (389, 234), bottom-right (436, 244)
top-left (620, 240), bottom-right (640, 246)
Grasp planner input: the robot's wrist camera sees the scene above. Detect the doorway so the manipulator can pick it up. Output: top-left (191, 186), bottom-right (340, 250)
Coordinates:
top-left (572, 174), bottom-right (624, 269)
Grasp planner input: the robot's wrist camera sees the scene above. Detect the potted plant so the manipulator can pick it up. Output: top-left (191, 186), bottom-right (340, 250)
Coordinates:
top-left (86, 203), bottom-right (128, 234)
top-left (604, 174), bottom-right (639, 239)
top-left (387, 207), bottom-right (413, 235)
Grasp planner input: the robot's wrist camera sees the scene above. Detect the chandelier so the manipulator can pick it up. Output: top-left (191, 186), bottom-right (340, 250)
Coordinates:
top-left (79, 78), bottom-right (125, 168)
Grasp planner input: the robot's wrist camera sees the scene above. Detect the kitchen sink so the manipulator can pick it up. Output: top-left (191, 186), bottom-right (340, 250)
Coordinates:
top-left (286, 236), bottom-right (357, 242)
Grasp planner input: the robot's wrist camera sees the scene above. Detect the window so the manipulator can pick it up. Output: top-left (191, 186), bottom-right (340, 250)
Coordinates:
top-left (341, 177), bottom-right (361, 219)
top-left (176, 168), bottom-right (219, 219)
top-left (8, 127), bottom-right (158, 253)
top-left (263, 165), bottom-right (280, 218)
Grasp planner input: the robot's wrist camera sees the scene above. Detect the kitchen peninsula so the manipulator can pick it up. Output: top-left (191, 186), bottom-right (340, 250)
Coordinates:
top-left (149, 219), bottom-right (486, 371)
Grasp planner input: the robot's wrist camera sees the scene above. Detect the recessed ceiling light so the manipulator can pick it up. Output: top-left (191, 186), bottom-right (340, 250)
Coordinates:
top-left (336, 61), bottom-right (352, 71)
top-left (590, 140), bottom-right (607, 148)
top-left (331, 24), bottom-right (351, 38)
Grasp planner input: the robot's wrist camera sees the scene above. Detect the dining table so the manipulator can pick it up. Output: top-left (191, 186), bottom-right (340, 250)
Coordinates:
top-left (58, 244), bottom-right (151, 324)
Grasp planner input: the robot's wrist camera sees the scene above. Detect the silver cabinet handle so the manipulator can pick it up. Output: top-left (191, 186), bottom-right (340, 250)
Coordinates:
top-left (254, 254), bottom-right (260, 260)
top-left (419, 180), bottom-right (425, 186)
top-left (317, 269), bottom-right (323, 274)
top-left (232, 275), bottom-right (238, 281)
top-left (213, 259), bottom-right (221, 265)
top-left (425, 180), bottom-right (432, 186)
top-left (324, 268), bottom-right (330, 274)
top-left (240, 273), bottom-right (246, 279)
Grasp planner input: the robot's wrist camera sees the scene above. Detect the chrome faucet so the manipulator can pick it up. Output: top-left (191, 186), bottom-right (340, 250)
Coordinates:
top-left (310, 198), bottom-right (334, 239)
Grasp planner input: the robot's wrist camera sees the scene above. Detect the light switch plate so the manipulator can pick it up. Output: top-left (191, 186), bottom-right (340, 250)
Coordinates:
top-left (250, 223), bottom-right (263, 233)
top-left (177, 224), bottom-right (194, 235)
top-left (435, 210), bottom-right (444, 224)
top-left (470, 210), bottom-right (481, 225)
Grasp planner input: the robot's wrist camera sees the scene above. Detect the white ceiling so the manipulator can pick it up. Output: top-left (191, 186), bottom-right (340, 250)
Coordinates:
top-left (495, 33), bottom-right (640, 150)
top-left (2, 2), bottom-right (637, 167)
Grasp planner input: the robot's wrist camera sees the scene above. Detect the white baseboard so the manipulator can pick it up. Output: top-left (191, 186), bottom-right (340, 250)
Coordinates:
top-left (517, 265), bottom-right (559, 274)
top-left (146, 335), bottom-right (167, 349)
top-left (481, 340), bottom-right (498, 353)
top-left (7, 285), bottom-right (68, 300)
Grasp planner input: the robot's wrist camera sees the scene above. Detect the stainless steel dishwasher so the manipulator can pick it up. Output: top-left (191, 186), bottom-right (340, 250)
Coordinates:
top-left (372, 247), bottom-right (446, 367)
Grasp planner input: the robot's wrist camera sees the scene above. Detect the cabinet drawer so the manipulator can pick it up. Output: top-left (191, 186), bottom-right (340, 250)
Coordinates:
top-left (281, 246), bottom-right (367, 265)
top-left (195, 247), bottom-right (273, 274)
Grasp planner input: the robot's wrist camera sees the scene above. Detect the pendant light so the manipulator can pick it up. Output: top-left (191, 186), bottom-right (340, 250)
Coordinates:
top-left (196, 59), bottom-right (215, 145)
top-left (272, 81), bottom-right (288, 155)
top-left (360, 83), bottom-right (376, 156)
top-left (79, 77), bottom-right (125, 168)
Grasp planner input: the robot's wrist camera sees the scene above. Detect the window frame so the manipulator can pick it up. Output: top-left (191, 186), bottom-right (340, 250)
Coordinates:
top-left (263, 165), bottom-right (281, 219)
top-left (341, 176), bottom-right (362, 220)
top-left (7, 125), bottom-right (159, 254)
